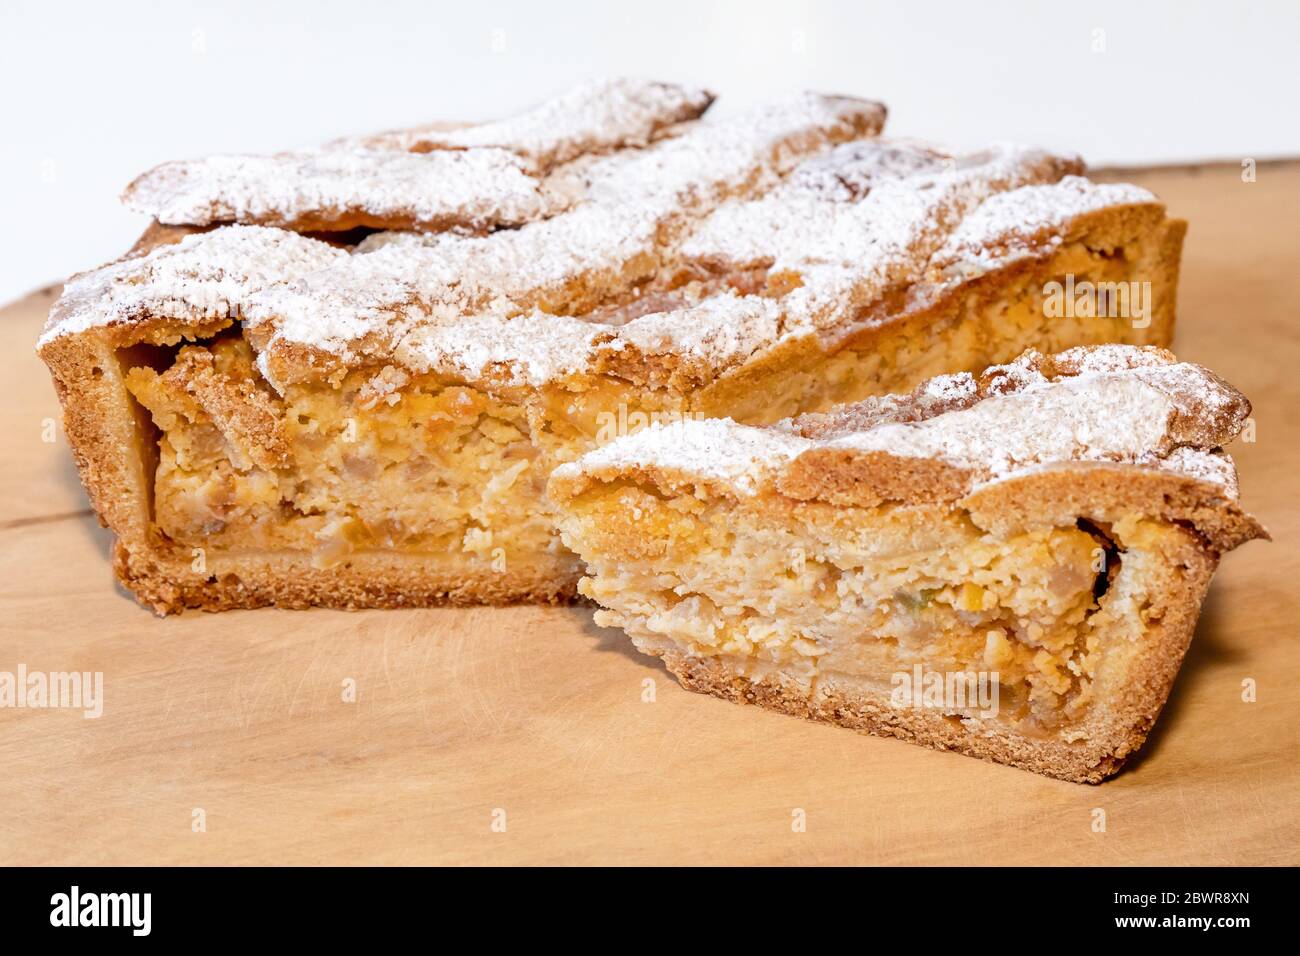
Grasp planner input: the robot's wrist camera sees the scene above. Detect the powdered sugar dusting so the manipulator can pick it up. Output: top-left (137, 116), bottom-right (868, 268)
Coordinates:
top-left (554, 416), bottom-right (811, 496)
top-left (577, 92), bottom-right (884, 213)
top-left (783, 139), bottom-right (953, 200)
top-left (598, 293), bottom-right (780, 382)
top-left (39, 225), bottom-right (347, 346)
top-left (357, 91), bottom-right (890, 284)
top-left (1154, 447), bottom-right (1240, 497)
top-left (563, 347), bottom-right (1251, 499)
top-left (357, 291), bottom-right (783, 388)
top-left (358, 77), bottom-right (716, 171)
top-left (351, 203), bottom-right (663, 306)
top-left (239, 92), bottom-right (886, 379)
top-left (929, 176), bottom-right (1158, 276)
top-left (122, 148), bottom-right (552, 232)
top-left (394, 308), bottom-right (602, 384)
top-left (125, 79), bottom-right (717, 231)
top-left (682, 142), bottom-right (1081, 322)
top-left (825, 351), bottom-right (1251, 486)
top-left (831, 373), bottom-right (1177, 473)
top-left (50, 84), bottom-right (1170, 395)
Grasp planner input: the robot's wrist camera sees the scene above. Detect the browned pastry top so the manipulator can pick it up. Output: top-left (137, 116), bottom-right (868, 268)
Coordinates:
top-left (44, 80), bottom-right (1165, 396)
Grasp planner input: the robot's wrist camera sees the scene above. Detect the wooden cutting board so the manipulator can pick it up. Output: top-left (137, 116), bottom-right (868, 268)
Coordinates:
top-left (2, 162), bottom-right (1296, 866)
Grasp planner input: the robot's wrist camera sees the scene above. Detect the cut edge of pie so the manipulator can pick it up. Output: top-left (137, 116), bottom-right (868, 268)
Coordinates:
top-left (548, 346), bottom-right (1266, 782)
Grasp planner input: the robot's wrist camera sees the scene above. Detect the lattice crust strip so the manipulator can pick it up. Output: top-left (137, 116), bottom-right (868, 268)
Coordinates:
top-left (121, 149), bottom-right (557, 234)
top-left (39, 226), bottom-right (348, 345)
top-left (351, 76), bottom-right (717, 171)
top-left (122, 78), bottom-right (717, 233)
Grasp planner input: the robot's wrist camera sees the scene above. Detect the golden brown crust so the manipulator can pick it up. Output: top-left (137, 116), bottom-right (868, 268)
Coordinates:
top-left (39, 330), bottom-right (155, 544)
top-left (777, 449), bottom-right (975, 509)
top-left (126, 221), bottom-right (211, 257)
top-left (113, 542), bottom-right (579, 615)
top-left (962, 463), bottom-right (1268, 554)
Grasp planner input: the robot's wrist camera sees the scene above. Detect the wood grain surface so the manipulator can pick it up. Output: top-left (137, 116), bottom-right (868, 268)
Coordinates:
top-left (1, 162), bottom-right (1296, 866)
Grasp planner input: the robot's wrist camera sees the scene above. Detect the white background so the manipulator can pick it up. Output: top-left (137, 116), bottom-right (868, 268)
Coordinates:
top-left (3, 0), bottom-right (1298, 304)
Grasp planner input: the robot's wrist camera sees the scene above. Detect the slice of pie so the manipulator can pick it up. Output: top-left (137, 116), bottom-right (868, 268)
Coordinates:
top-left (549, 346), bottom-right (1265, 782)
top-left (40, 79), bottom-right (1186, 614)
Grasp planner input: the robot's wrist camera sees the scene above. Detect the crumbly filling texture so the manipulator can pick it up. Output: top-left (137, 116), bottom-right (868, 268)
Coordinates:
top-left (560, 482), bottom-right (1176, 730)
top-left (125, 335), bottom-right (562, 571)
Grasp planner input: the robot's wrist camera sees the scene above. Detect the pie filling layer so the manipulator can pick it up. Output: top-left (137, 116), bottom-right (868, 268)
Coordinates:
top-left (559, 481), bottom-right (1178, 732)
top-left (125, 336), bottom-right (560, 572)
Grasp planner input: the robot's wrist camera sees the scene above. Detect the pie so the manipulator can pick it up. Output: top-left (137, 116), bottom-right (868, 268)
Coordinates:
top-left (549, 346), bottom-right (1265, 782)
top-left (39, 78), bottom-right (1187, 614)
